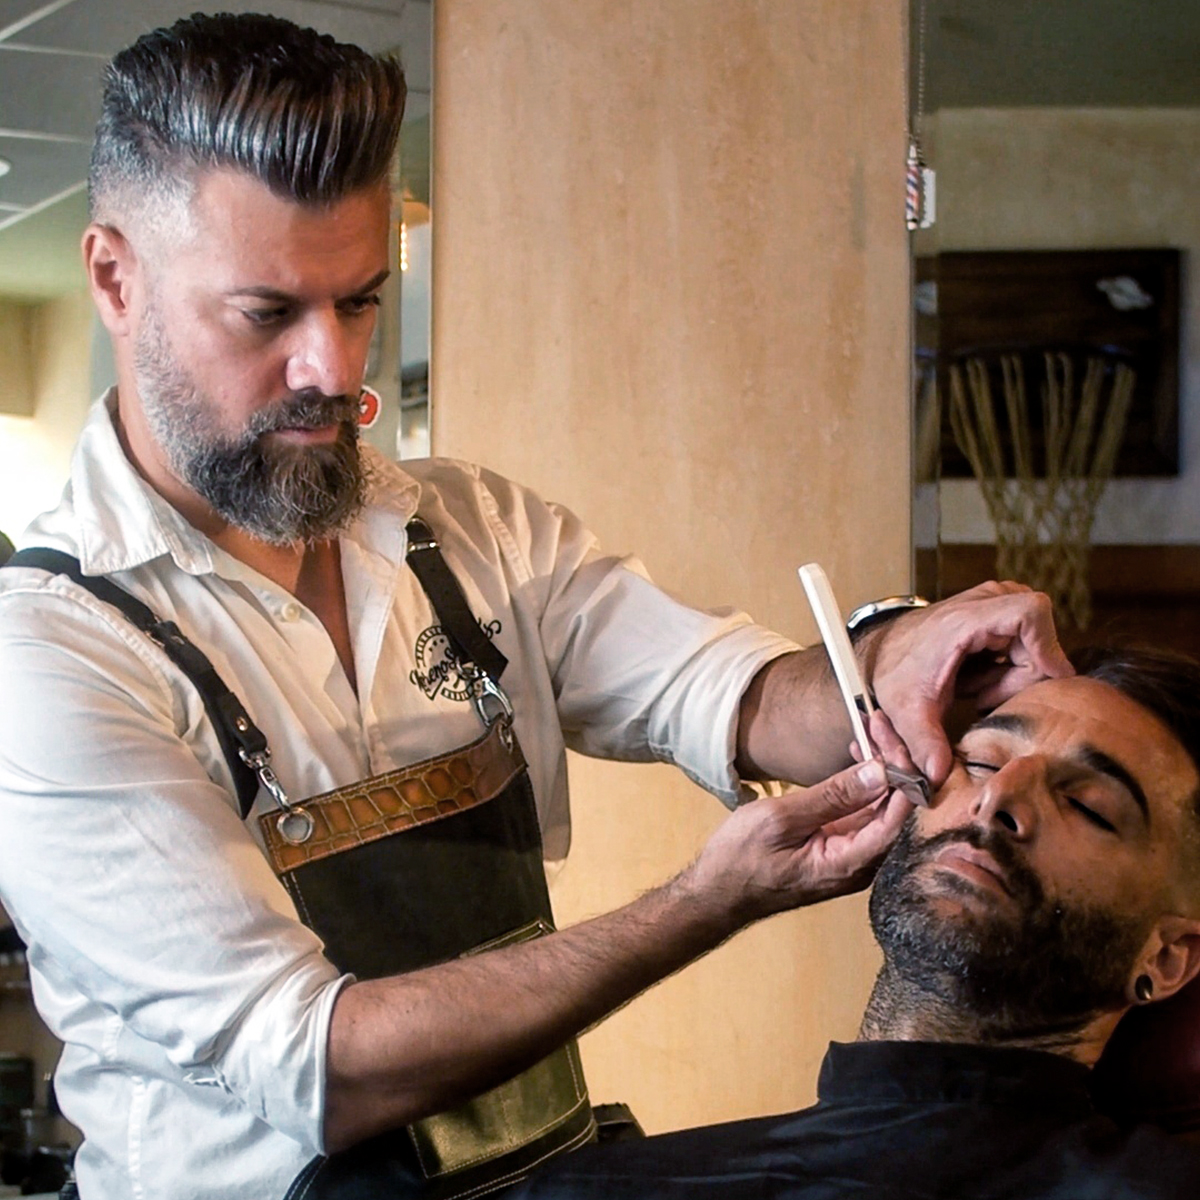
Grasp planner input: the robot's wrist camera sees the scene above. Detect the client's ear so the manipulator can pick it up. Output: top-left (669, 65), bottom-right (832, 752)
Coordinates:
top-left (1136, 918), bottom-right (1200, 1004)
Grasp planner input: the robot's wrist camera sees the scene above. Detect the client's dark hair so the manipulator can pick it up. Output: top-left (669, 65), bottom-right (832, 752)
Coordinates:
top-left (1072, 645), bottom-right (1200, 825)
top-left (89, 12), bottom-right (406, 222)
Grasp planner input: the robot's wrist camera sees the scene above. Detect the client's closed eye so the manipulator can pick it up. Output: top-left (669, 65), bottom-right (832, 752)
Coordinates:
top-left (955, 754), bottom-right (1001, 777)
top-left (1067, 798), bottom-right (1117, 833)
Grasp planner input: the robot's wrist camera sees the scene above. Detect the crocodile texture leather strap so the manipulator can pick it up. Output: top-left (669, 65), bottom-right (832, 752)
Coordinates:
top-left (260, 719), bottom-right (526, 873)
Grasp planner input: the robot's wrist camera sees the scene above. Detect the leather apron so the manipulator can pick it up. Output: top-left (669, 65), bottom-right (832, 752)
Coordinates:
top-left (7, 523), bottom-right (596, 1200)
top-left (275, 519), bottom-right (595, 1199)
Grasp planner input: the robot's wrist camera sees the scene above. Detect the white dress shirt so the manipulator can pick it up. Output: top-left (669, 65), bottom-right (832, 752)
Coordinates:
top-left (0, 393), bottom-right (796, 1200)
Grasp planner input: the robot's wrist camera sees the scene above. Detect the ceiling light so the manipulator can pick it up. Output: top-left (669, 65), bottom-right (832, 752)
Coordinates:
top-left (0, 158), bottom-right (10, 179)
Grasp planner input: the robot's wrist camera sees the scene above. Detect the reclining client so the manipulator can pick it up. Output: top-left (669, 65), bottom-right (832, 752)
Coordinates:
top-left (513, 645), bottom-right (1200, 1199)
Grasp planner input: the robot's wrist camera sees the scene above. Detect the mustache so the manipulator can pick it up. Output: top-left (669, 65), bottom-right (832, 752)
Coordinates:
top-left (246, 390), bottom-right (361, 436)
top-left (905, 822), bottom-right (1046, 908)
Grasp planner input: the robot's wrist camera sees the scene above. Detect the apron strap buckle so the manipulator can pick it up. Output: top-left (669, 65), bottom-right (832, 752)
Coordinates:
top-left (240, 747), bottom-right (317, 844)
top-left (466, 667), bottom-right (514, 733)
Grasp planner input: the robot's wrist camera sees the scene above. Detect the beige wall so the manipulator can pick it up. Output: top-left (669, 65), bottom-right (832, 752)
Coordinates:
top-left (0, 301), bottom-right (35, 419)
top-left (0, 291), bottom-right (93, 542)
top-left (433, 1), bottom-right (911, 1130)
top-left (923, 108), bottom-right (1200, 546)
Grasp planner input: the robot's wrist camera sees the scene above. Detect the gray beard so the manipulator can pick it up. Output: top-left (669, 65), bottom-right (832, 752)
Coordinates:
top-left (864, 815), bottom-right (1149, 1044)
top-left (133, 309), bottom-right (369, 545)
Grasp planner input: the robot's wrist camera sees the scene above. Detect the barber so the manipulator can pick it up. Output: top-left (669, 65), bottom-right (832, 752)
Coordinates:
top-left (0, 14), bottom-right (1071, 1200)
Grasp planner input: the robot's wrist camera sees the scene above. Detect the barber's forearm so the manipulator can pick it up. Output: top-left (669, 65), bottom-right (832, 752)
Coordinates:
top-left (735, 647), bottom-right (856, 785)
top-left (323, 867), bottom-right (738, 1152)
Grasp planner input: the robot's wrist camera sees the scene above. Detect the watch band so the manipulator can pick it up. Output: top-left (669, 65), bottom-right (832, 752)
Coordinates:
top-left (846, 594), bottom-right (930, 637)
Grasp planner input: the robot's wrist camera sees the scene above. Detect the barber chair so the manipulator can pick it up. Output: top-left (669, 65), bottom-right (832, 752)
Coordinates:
top-left (1093, 974), bottom-right (1200, 1139)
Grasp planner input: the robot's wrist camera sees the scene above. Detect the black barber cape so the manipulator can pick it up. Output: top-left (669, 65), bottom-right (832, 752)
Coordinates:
top-left (511, 1042), bottom-right (1200, 1199)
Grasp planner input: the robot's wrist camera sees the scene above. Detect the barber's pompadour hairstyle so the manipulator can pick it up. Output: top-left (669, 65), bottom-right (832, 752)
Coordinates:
top-left (88, 11), bottom-right (406, 221)
top-left (1072, 644), bottom-right (1200, 820)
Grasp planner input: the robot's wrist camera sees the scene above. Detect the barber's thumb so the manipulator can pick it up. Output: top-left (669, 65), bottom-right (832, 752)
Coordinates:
top-left (802, 759), bottom-right (888, 827)
top-left (894, 703), bottom-right (954, 786)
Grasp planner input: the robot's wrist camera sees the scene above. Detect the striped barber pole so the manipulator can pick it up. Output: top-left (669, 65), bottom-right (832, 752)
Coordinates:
top-left (905, 140), bottom-right (923, 231)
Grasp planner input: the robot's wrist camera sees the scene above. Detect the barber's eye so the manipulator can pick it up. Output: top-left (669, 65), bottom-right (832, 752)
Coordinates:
top-left (243, 307), bottom-right (288, 326)
top-left (342, 294), bottom-right (383, 316)
top-left (1068, 799), bottom-right (1116, 833)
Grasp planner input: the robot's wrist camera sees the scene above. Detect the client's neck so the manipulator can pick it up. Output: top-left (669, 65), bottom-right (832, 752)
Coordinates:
top-left (857, 964), bottom-right (1113, 1065)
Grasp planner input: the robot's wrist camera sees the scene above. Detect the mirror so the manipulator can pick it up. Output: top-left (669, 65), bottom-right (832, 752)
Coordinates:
top-left (913, 0), bottom-right (1200, 657)
top-left (0, 0), bottom-right (432, 542)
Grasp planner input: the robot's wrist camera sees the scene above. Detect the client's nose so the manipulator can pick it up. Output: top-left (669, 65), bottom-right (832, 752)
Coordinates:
top-left (970, 755), bottom-right (1045, 840)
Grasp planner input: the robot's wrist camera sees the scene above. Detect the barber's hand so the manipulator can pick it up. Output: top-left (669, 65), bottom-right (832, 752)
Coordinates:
top-left (690, 759), bottom-right (911, 926)
top-left (868, 580), bottom-right (1072, 786)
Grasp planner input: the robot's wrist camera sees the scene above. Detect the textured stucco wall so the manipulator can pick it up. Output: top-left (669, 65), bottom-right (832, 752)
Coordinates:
top-left (433, 1), bottom-right (911, 1130)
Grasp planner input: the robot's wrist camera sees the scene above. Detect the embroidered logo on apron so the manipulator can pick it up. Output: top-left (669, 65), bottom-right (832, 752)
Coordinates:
top-left (410, 619), bottom-right (502, 702)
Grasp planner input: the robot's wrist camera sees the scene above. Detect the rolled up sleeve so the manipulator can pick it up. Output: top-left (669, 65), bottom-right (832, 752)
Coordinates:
top-left (0, 580), bottom-right (345, 1152)
top-left (474, 469), bottom-right (799, 807)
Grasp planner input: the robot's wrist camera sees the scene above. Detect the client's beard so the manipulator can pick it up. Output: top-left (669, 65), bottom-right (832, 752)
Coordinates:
top-left (134, 308), bottom-right (369, 545)
top-left (867, 816), bottom-right (1150, 1042)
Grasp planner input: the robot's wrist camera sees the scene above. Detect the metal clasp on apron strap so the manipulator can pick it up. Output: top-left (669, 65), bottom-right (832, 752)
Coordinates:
top-left (406, 511), bottom-right (517, 744)
top-left (465, 664), bottom-right (515, 747)
top-left (239, 742), bottom-right (316, 846)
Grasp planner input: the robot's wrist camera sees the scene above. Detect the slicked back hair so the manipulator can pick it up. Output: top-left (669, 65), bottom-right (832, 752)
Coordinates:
top-left (89, 12), bottom-right (406, 228)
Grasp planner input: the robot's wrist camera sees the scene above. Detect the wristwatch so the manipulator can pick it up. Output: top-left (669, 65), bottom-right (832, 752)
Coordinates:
top-left (846, 594), bottom-right (930, 638)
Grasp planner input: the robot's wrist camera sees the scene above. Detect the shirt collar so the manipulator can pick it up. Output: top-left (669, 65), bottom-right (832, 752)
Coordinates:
top-left (817, 1041), bottom-right (1096, 1116)
top-left (54, 389), bottom-right (421, 577)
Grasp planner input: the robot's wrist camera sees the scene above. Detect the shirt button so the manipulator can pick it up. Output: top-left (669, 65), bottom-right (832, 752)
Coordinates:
top-left (280, 601), bottom-right (302, 623)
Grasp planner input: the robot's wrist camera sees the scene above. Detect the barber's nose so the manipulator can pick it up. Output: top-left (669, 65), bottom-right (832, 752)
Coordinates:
top-left (285, 312), bottom-right (362, 398)
top-left (970, 755), bottom-right (1044, 840)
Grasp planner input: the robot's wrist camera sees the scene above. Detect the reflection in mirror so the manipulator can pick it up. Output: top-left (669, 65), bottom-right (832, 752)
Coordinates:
top-left (913, 0), bottom-right (1200, 656)
top-left (0, 0), bottom-right (432, 544)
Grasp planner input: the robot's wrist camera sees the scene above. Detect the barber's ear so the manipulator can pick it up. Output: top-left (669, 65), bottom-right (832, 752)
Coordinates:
top-left (83, 222), bottom-right (140, 337)
top-left (1136, 918), bottom-right (1200, 1003)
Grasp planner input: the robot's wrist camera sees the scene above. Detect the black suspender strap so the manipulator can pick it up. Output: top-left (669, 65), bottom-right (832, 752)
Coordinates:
top-left (4, 518), bottom-right (504, 818)
top-left (404, 517), bottom-right (509, 682)
top-left (5, 548), bottom-right (265, 818)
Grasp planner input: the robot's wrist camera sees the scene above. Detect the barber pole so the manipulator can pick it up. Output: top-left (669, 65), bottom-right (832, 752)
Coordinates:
top-left (905, 140), bottom-right (923, 231)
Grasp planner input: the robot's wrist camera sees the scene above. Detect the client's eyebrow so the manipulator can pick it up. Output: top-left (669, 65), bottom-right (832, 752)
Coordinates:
top-left (969, 712), bottom-right (1033, 738)
top-left (1078, 745), bottom-right (1150, 824)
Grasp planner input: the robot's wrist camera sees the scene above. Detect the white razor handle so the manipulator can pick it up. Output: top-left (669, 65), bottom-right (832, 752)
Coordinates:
top-left (798, 562), bottom-right (875, 762)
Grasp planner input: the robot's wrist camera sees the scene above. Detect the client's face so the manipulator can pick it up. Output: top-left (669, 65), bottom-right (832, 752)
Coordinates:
top-left (870, 675), bottom-right (1199, 1039)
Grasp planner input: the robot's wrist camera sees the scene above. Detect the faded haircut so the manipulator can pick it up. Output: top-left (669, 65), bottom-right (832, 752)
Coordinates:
top-left (1072, 644), bottom-right (1200, 894)
top-left (88, 12), bottom-right (406, 231)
